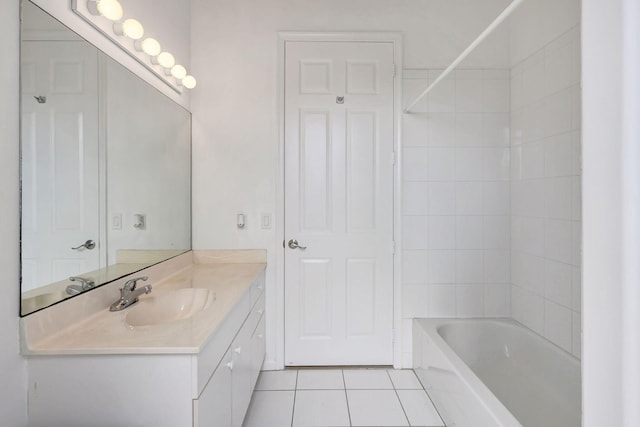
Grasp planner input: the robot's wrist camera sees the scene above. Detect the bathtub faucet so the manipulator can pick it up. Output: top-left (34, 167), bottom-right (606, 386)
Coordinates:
top-left (109, 276), bottom-right (152, 312)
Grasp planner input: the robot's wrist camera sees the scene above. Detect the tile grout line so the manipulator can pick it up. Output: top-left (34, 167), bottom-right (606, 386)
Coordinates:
top-left (410, 369), bottom-right (447, 427)
top-left (342, 369), bottom-right (353, 426)
top-left (290, 370), bottom-right (298, 427)
top-left (388, 370), bottom-right (412, 427)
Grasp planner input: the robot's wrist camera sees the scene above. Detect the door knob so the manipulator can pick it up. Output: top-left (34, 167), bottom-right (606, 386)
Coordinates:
top-left (288, 239), bottom-right (307, 250)
top-left (71, 240), bottom-right (96, 250)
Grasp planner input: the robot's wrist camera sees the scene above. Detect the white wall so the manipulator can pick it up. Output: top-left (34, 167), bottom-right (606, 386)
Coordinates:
top-left (190, 0), bottom-right (512, 369)
top-left (508, 0), bottom-right (582, 357)
top-left (582, 0), bottom-right (640, 425)
top-left (0, 0), bottom-right (28, 424)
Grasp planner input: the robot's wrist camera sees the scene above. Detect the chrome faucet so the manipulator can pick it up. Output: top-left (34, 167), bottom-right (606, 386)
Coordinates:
top-left (66, 276), bottom-right (95, 295)
top-left (109, 276), bottom-right (152, 312)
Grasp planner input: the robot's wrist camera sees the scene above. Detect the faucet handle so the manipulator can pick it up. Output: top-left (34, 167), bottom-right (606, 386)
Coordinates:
top-left (123, 276), bottom-right (148, 291)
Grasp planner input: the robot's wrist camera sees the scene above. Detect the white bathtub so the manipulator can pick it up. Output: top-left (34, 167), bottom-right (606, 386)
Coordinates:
top-left (413, 318), bottom-right (581, 427)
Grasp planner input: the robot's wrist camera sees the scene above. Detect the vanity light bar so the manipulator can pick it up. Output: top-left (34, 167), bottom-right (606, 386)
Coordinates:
top-left (85, 0), bottom-right (196, 90)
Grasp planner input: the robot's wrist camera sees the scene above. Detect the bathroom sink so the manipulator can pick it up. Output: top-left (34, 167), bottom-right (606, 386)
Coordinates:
top-left (125, 288), bottom-right (215, 327)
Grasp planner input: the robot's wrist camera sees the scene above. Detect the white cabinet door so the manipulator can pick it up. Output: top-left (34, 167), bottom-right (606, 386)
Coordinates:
top-left (196, 354), bottom-right (233, 427)
top-left (231, 320), bottom-right (253, 427)
top-left (284, 41), bottom-right (395, 366)
top-left (250, 315), bottom-right (266, 391)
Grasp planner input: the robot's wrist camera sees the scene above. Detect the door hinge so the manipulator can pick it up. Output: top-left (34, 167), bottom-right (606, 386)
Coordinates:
top-left (392, 63), bottom-right (396, 78)
top-left (391, 151), bottom-right (396, 165)
top-left (391, 241), bottom-right (396, 254)
top-left (392, 329), bottom-right (396, 343)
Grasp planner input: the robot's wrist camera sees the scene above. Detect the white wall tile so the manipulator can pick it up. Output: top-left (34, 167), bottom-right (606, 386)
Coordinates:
top-left (545, 219), bottom-right (573, 264)
top-left (572, 310), bottom-right (581, 357)
top-left (511, 251), bottom-right (545, 294)
top-left (402, 215), bottom-right (429, 250)
top-left (456, 182), bottom-right (484, 215)
top-left (546, 38), bottom-right (573, 95)
top-left (483, 147), bottom-right (510, 180)
top-left (456, 284), bottom-right (484, 317)
top-left (402, 250), bottom-right (429, 283)
top-left (572, 266), bottom-right (581, 312)
top-left (427, 78), bottom-right (455, 113)
top-left (456, 216), bottom-right (483, 249)
top-left (484, 250), bottom-right (511, 283)
top-left (455, 148), bottom-right (484, 180)
top-left (402, 115), bottom-right (429, 147)
top-left (427, 147), bottom-right (456, 181)
top-left (546, 87), bottom-right (573, 136)
top-left (545, 177), bottom-right (572, 220)
top-left (544, 259), bottom-right (572, 308)
top-left (483, 113), bottom-right (510, 146)
top-left (483, 181), bottom-right (510, 215)
top-left (483, 216), bottom-right (510, 249)
top-left (403, 79), bottom-right (428, 113)
top-left (403, 181), bottom-right (429, 215)
top-left (403, 147), bottom-right (429, 181)
top-left (456, 79), bottom-right (483, 113)
top-left (403, 284), bottom-right (430, 318)
top-left (428, 250), bottom-right (455, 284)
top-left (483, 79), bottom-right (510, 113)
top-left (544, 300), bottom-right (572, 352)
top-left (428, 216), bottom-right (455, 249)
top-left (571, 176), bottom-right (581, 221)
top-left (483, 283), bottom-right (511, 316)
top-left (428, 284), bottom-right (456, 317)
top-left (455, 114), bottom-right (484, 146)
top-left (511, 216), bottom-right (545, 256)
top-left (428, 182), bottom-right (456, 215)
top-left (519, 288), bottom-right (545, 334)
top-left (455, 250), bottom-right (483, 283)
top-left (544, 133), bottom-right (574, 177)
top-left (521, 141), bottom-right (545, 179)
top-left (428, 113), bottom-right (456, 147)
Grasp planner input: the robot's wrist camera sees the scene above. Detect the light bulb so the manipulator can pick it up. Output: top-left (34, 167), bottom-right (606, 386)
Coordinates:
top-left (139, 38), bottom-right (161, 56)
top-left (156, 52), bottom-right (175, 69)
top-left (121, 18), bottom-right (144, 40)
top-left (171, 65), bottom-right (187, 80)
top-left (88, 0), bottom-right (123, 21)
top-left (182, 75), bottom-right (197, 89)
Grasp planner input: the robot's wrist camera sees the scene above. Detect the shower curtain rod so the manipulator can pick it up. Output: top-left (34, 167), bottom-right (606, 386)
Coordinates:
top-left (403, 0), bottom-right (526, 114)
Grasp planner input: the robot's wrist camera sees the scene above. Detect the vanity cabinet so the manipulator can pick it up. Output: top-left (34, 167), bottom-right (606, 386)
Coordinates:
top-left (195, 291), bottom-right (265, 427)
top-left (25, 264), bottom-right (266, 427)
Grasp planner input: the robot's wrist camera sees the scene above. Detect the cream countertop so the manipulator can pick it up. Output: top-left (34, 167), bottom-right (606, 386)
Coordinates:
top-left (22, 251), bottom-right (266, 355)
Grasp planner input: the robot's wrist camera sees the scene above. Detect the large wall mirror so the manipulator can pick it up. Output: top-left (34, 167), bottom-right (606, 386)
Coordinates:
top-left (20, 1), bottom-right (191, 316)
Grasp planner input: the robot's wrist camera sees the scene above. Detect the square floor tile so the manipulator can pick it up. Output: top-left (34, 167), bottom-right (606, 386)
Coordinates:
top-left (296, 369), bottom-right (344, 389)
top-left (292, 390), bottom-right (350, 427)
top-left (243, 390), bottom-right (295, 427)
top-left (343, 369), bottom-right (394, 389)
top-left (388, 369), bottom-right (424, 390)
top-left (255, 370), bottom-right (298, 391)
top-left (347, 390), bottom-right (409, 426)
top-left (396, 390), bottom-right (444, 426)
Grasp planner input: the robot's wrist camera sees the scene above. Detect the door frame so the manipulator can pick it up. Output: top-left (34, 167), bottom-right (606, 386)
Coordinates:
top-left (274, 32), bottom-right (404, 369)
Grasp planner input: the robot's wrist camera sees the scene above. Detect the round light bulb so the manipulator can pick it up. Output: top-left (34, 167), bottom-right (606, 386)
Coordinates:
top-left (156, 52), bottom-right (175, 68)
top-left (140, 38), bottom-right (161, 56)
top-left (95, 0), bottom-right (123, 21)
top-left (122, 19), bottom-right (144, 40)
top-left (182, 75), bottom-right (197, 89)
top-left (171, 64), bottom-right (187, 80)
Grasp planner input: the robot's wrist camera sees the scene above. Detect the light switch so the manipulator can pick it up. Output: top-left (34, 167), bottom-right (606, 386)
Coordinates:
top-left (112, 213), bottom-right (122, 230)
top-left (237, 213), bottom-right (246, 229)
top-left (261, 213), bottom-right (272, 229)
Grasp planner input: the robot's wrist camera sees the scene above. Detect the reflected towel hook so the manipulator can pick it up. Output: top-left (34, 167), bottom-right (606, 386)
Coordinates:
top-left (34, 96), bottom-right (47, 104)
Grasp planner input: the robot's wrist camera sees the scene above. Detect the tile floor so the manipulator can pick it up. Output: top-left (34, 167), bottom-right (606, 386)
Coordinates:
top-left (242, 368), bottom-right (445, 427)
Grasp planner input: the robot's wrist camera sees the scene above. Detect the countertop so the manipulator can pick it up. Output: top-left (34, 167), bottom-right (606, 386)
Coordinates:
top-left (25, 262), bottom-right (266, 355)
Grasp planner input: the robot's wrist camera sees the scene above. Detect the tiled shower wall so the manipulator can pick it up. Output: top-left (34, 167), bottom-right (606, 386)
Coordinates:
top-left (401, 69), bottom-right (512, 332)
top-left (510, 26), bottom-right (582, 358)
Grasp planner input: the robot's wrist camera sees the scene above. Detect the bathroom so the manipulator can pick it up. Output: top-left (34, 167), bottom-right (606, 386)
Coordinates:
top-left (1, 0), bottom-right (639, 426)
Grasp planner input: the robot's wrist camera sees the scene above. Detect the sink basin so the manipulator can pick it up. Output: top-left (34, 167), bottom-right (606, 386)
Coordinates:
top-left (125, 288), bottom-right (215, 327)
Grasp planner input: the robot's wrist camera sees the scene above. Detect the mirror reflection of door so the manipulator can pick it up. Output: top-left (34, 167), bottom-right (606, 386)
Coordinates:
top-left (20, 39), bottom-right (101, 292)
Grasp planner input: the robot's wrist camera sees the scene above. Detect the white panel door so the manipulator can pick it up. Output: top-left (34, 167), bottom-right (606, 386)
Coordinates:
top-left (21, 41), bottom-right (100, 290)
top-left (284, 41), bottom-right (395, 365)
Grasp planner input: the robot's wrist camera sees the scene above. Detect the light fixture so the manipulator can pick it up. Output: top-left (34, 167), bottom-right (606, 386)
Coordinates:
top-left (135, 38), bottom-right (162, 56)
top-left (114, 18), bottom-right (144, 40)
top-left (171, 65), bottom-right (187, 80)
top-left (154, 52), bottom-right (175, 69)
top-left (182, 75), bottom-right (197, 89)
top-left (87, 0), bottom-right (123, 21)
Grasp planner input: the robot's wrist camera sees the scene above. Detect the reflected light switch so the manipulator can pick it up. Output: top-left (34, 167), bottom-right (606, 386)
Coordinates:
top-left (112, 213), bottom-right (122, 230)
top-left (261, 213), bottom-right (272, 229)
